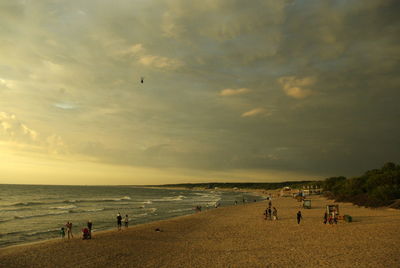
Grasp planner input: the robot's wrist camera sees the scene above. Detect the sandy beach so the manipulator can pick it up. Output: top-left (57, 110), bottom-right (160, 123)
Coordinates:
top-left (1, 194), bottom-right (399, 268)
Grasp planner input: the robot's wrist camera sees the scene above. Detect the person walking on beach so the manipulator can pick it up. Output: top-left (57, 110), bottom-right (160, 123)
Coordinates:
top-left (87, 220), bottom-right (92, 238)
top-left (124, 215), bottom-right (129, 228)
top-left (117, 213), bottom-right (122, 230)
top-left (297, 211), bottom-right (302, 224)
top-left (66, 221), bottom-right (73, 239)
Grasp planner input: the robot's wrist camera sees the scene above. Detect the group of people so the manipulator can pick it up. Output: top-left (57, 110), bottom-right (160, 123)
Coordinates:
top-left (60, 221), bottom-right (74, 239)
top-left (60, 213), bottom-right (129, 240)
top-left (60, 220), bottom-right (92, 240)
top-left (262, 198), bottom-right (305, 224)
top-left (117, 213), bottom-right (129, 230)
top-left (262, 199), bottom-right (342, 226)
top-left (264, 200), bottom-right (278, 220)
top-left (323, 211), bottom-right (338, 225)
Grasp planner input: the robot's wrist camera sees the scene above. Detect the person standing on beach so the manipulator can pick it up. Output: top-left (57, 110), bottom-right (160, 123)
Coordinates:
top-left (117, 213), bottom-right (122, 230)
top-left (87, 220), bottom-right (92, 238)
top-left (268, 207), bottom-right (272, 220)
top-left (297, 211), bottom-right (302, 224)
top-left (124, 215), bottom-right (129, 228)
top-left (66, 221), bottom-right (73, 239)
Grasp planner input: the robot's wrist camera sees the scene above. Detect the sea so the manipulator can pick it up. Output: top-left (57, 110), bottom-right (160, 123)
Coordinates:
top-left (0, 184), bottom-right (263, 248)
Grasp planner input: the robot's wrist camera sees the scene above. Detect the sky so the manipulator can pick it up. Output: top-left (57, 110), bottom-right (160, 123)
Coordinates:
top-left (0, 0), bottom-right (399, 185)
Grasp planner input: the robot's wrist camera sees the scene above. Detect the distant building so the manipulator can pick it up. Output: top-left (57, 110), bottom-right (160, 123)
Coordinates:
top-left (280, 187), bottom-right (292, 197)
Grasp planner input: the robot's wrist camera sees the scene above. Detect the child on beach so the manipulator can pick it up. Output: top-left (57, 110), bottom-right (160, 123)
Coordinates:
top-left (60, 227), bottom-right (65, 239)
top-left (82, 228), bottom-right (90, 240)
top-left (272, 207), bottom-right (278, 220)
top-left (124, 215), bottom-right (129, 228)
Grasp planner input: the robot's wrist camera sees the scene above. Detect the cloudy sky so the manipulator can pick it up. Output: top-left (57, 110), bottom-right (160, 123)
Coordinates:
top-left (1, 0), bottom-right (399, 185)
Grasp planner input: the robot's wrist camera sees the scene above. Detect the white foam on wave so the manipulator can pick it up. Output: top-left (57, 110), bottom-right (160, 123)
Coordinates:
top-left (168, 208), bottom-right (193, 213)
top-left (147, 208), bottom-right (157, 213)
top-left (13, 210), bottom-right (69, 220)
top-left (85, 208), bottom-right (105, 212)
top-left (132, 213), bottom-right (148, 218)
top-left (152, 195), bottom-right (186, 202)
top-left (62, 196), bottom-right (132, 203)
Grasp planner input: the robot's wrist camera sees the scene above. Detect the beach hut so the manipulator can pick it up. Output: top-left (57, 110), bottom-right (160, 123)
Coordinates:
top-left (303, 199), bottom-right (311, 209)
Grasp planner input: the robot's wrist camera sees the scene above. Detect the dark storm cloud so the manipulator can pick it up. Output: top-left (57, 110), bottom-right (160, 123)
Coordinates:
top-left (1, 0), bottom-right (399, 180)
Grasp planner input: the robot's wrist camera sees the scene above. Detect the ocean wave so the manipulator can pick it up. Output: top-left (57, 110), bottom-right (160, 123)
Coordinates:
top-left (13, 211), bottom-right (69, 220)
top-left (68, 207), bottom-right (107, 213)
top-left (146, 208), bottom-right (157, 213)
top-left (62, 200), bottom-right (77, 203)
top-left (12, 201), bottom-right (46, 206)
top-left (62, 196), bottom-right (132, 203)
top-left (142, 200), bottom-right (153, 204)
top-left (25, 228), bottom-right (59, 237)
top-left (85, 208), bottom-right (106, 212)
top-left (50, 205), bottom-right (77, 210)
top-left (152, 195), bottom-right (186, 202)
top-left (0, 231), bottom-right (25, 238)
top-left (132, 213), bottom-right (148, 218)
top-left (168, 208), bottom-right (193, 213)
top-left (0, 207), bottom-right (32, 212)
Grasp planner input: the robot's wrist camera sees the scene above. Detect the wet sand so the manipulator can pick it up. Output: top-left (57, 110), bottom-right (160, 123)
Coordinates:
top-left (1, 195), bottom-right (399, 268)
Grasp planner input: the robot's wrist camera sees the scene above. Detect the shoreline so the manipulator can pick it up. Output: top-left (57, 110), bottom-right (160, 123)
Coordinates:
top-left (0, 188), bottom-right (265, 250)
top-left (1, 194), bottom-right (399, 267)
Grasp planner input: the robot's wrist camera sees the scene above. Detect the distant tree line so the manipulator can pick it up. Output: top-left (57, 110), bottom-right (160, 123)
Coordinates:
top-left (151, 162), bottom-right (400, 208)
top-left (154, 181), bottom-right (313, 190)
top-left (323, 162), bottom-right (400, 208)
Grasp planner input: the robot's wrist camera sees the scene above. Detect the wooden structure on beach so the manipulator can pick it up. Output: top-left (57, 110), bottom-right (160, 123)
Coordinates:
top-left (303, 199), bottom-right (311, 209)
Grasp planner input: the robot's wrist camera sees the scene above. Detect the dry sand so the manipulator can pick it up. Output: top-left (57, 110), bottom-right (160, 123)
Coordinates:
top-left (1, 195), bottom-right (399, 268)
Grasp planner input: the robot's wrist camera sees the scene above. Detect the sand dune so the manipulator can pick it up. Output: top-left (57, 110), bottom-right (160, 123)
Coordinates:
top-left (1, 195), bottom-right (399, 268)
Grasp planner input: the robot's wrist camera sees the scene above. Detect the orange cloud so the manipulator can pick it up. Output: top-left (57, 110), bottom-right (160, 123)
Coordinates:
top-left (278, 76), bottom-right (316, 99)
top-left (241, 108), bottom-right (266, 117)
top-left (219, 88), bottom-right (251, 96)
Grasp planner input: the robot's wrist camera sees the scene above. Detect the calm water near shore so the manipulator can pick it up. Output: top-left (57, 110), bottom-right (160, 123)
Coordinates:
top-left (0, 184), bottom-right (263, 248)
